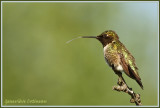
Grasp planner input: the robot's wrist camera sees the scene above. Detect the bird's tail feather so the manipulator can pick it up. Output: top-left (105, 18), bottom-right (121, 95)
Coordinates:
top-left (136, 79), bottom-right (143, 90)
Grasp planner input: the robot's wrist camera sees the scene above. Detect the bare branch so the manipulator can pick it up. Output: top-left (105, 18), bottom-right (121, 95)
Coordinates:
top-left (112, 76), bottom-right (142, 106)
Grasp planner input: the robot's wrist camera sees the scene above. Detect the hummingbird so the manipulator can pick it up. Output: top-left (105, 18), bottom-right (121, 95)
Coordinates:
top-left (67, 30), bottom-right (143, 89)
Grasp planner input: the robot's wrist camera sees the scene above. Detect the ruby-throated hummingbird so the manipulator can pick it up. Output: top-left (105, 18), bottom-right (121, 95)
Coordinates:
top-left (67, 30), bottom-right (143, 89)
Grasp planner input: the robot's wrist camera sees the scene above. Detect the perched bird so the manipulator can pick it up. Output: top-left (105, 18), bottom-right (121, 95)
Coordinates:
top-left (67, 30), bottom-right (143, 89)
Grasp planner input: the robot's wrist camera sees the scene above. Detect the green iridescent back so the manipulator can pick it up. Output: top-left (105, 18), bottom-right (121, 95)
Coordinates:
top-left (115, 40), bottom-right (139, 75)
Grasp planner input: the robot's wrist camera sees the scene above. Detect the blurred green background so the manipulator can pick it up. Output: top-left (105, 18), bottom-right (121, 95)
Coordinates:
top-left (2, 1), bottom-right (158, 106)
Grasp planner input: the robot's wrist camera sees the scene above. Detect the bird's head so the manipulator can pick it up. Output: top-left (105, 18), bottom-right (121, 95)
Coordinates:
top-left (96, 30), bottom-right (119, 47)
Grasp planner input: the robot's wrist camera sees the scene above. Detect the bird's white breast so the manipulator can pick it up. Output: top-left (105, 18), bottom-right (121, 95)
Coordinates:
top-left (103, 44), bottom-right (109, 52)
top-left (103, 44), bottom-right (124, 72)
top-left (116, 65), bottom-right (123, 71)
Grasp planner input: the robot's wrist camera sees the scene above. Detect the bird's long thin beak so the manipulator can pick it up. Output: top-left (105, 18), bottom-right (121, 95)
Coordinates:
top-left (81, 36), bottom-right (97, 38)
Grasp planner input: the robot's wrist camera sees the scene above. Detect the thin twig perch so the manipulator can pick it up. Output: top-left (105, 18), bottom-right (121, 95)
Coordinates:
top-left (112, 76), bottom-right (142, 106)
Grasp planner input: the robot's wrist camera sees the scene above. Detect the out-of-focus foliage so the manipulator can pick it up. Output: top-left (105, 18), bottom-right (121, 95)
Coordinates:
top-left (2, 2), bottom-right (158, 106)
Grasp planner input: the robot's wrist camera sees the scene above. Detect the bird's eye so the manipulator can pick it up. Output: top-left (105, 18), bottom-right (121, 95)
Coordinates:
top-left (105, 32), bottom-right (110, 37)
top-left (104, 35), bottom-right (108, 38)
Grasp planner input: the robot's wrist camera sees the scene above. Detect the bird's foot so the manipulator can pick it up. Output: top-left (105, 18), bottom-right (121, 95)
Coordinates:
top-left (117, 77), bottom-right (124, 86)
